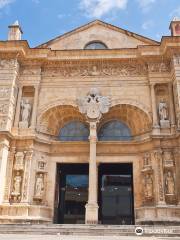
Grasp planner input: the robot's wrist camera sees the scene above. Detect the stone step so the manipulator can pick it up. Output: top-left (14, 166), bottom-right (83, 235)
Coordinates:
top-left (0, 224), bottom-right (179, 237)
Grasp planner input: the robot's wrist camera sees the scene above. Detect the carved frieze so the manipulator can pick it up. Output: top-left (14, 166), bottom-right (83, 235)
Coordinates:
top-left (42, 61), bottom-right (148, 78)
top-left (148, 62), bottom-right (170, 73)
top-left (0, 88), bottom-right (10, 98)
top-left (0, 117), bottom-right (7, 130)
top-left (0, 103), bottom-right (9, 115)
top-left (21, 67), bottom-right (41, 75)
top-left (0, 59), bottom-right (18, 69)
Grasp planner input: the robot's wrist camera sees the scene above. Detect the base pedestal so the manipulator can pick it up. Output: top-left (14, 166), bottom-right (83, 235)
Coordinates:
top-left (85, 203), bottom-right (99, 224)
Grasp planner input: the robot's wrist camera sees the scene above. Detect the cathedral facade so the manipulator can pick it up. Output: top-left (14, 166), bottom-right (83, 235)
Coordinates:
top-left (0, 19), bottom-right (180, 225)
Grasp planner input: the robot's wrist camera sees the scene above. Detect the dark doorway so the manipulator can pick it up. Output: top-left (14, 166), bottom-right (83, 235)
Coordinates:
top-left (54, 164), bottom-right (89, 224)
top-left (98, 163), bottom-right (134, 225)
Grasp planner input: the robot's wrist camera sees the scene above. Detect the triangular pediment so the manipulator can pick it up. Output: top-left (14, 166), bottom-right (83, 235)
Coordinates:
top-left (38, 20), bottom-right (159, 50)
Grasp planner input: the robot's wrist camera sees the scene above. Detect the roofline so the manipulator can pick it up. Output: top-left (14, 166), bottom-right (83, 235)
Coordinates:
top-left (37, 19), bottom-right (160, 48)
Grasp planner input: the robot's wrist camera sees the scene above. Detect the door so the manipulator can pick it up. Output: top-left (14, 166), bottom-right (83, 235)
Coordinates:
top-left (99, 163), bottom-right (134, 225)
top-left (54, 164), bottom-right (89, 224)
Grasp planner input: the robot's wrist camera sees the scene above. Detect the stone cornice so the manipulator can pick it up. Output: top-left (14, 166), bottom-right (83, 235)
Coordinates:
top-left (0, 37), bottom-right (180, 62)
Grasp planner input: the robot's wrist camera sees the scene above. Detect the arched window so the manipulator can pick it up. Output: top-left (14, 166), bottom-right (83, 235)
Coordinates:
top-left (59, 121), bottom-right (89, 141)
top-left (84, 41), bottom-right (108, 50)
top-left (98, 120), bottom-right (132, 141)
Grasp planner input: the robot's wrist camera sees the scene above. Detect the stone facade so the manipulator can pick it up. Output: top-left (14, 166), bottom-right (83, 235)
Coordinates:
top-left (0, 19), bottom-right (180, 225)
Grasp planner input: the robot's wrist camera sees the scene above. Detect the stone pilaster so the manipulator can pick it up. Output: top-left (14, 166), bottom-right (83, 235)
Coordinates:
top-left (150, 84), bottom-right (160, 134)
top-left (30, 85), bottom-right (39, 130)
top-left (168, 83), bottom-right (176, 131)
top-left (0, 139), bottom-right (9, 204)
top-left (14, 85), bottom-right (22, 128)
top-left (171, 55), bottom-right (180, 128)
top-left (0, 59), bottom-right (19, 132)
top-left (153, 150), bottom-right (166, 206)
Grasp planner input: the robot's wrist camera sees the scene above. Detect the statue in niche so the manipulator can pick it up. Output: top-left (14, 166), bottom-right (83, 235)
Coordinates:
top-left (165, 171), bottom-right (175, 195)
top-left (19, 99), bottom-right (31, 128)
top-left (78, 88), bottom-right (111, 120)
top-left (14, 152), bottom-right (24, 171)
top-left (158, 100), bottom-right (168, 121)
top-left (144, 174), bottom-right (153, 199)
top-left (34, 174), bottom-right (44, 199)
top-left (11, 171), bottom-right (22, 197)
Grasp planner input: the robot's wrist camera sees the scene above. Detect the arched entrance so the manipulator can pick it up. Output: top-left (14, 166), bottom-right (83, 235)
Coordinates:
top-left (38, 104), bottom-right (152, 225)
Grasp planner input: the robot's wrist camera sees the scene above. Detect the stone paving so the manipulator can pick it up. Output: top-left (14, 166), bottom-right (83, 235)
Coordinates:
top-left (0, 235), bottom-right (180, 240)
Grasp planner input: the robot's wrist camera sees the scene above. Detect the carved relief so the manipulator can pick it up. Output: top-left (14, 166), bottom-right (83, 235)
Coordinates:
top-left (21, 67), bottom-right (41, 75)
top-left (165, 171), bottom-right (175, 195)
top-left (34, 173), bottom-right (45, 200)
top-left (154, 151), bottom-right (164, 202)
top-left (0, 117), bottom-right (7, 130)
top-left (33, 153), bottom-right (47, 203)
top-left (0, 59), bottom-right (18, 69)
top-left (143, 153), bottom-right (152, 169)
top-left (78, 88), bottom-right (111, 120)
top-left (163, 151), bottom-right (174, 167)
top-left (148, 62), bottom-right (170, 73)
top-left (0, 88), bottom-right (10, 98)
top-left (144, 173), bottom-right (154, 200)
top-left (14, 152), bottom-right (25, 171)
top-left (0, 103), bottom-right (9, 115)
top-left (43, 61), bottom-right (148, 78)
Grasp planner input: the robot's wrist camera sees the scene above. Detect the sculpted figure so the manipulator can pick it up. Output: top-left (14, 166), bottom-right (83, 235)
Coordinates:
top-left (21, 99), bottom-right (31, 123)
top-left (165, 171), bottom-right (175, 195)
top-left (34, 174), bottom-right (44, 199)
top-left (144, 174), bottom-right (153, 199)
top-left (14, 152), bottom-right (24, 170)
top-left (159, 101), bottom-right (168, 121)
top-left (12, 172), bottom-right (22, 196)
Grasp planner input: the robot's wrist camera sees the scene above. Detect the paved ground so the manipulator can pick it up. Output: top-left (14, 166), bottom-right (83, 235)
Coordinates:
top-left (0, 235), bottom-right (180, 240)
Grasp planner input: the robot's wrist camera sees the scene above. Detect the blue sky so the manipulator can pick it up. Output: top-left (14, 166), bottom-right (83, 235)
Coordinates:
top-left (0, 0), bottom-right (180, 47)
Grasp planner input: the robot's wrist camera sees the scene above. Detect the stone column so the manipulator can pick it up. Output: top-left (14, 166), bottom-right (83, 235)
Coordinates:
top-left (150, 84), bottom-right (160, 134)
top-left (30, 85), bottom-right (39, 129)
top-left (168, 83), bottom-right (176, 129)
top-left (85, 121), bottom-right (99, 224)
top-left (0, 139), bottom-right (9, 204)
top-left (14, 86), bottom-right (22, 127)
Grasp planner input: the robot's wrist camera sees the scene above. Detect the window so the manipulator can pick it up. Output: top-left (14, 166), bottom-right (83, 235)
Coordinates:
top-left (84, 41), bottom-right (108, 50)
top-left (98, 120), bottom-right (132, 141)
top-left (59, 121), bottom-right (89, 141)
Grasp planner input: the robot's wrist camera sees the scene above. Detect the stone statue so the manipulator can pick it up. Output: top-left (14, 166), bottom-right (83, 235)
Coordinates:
top-left (159, 101), bottom-right (168, 121)
top-left (34, 174), bottom-right (44, 199)
top-left (14, 152), bottom-right (24, 171)
top-left (20, 99), bottom-right (31, 124)
top-left (77, 88), bottom-right (111, 120)
top-left (11, 171), bottom-right (22, 197)
top-left (165, 171), bottom-right (175, 195)
top-left (144, 174), bottom-right (153, 199)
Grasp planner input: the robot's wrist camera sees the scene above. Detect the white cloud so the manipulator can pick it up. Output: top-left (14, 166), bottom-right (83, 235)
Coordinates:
top-left (137, 0), bottom-right (156, 12)
top-left (0, 0), bottom-right (14, 9)
top-left (79, 0), bottom-right (128, 18)
top-left (142, 20), bottom-right (153, 30)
